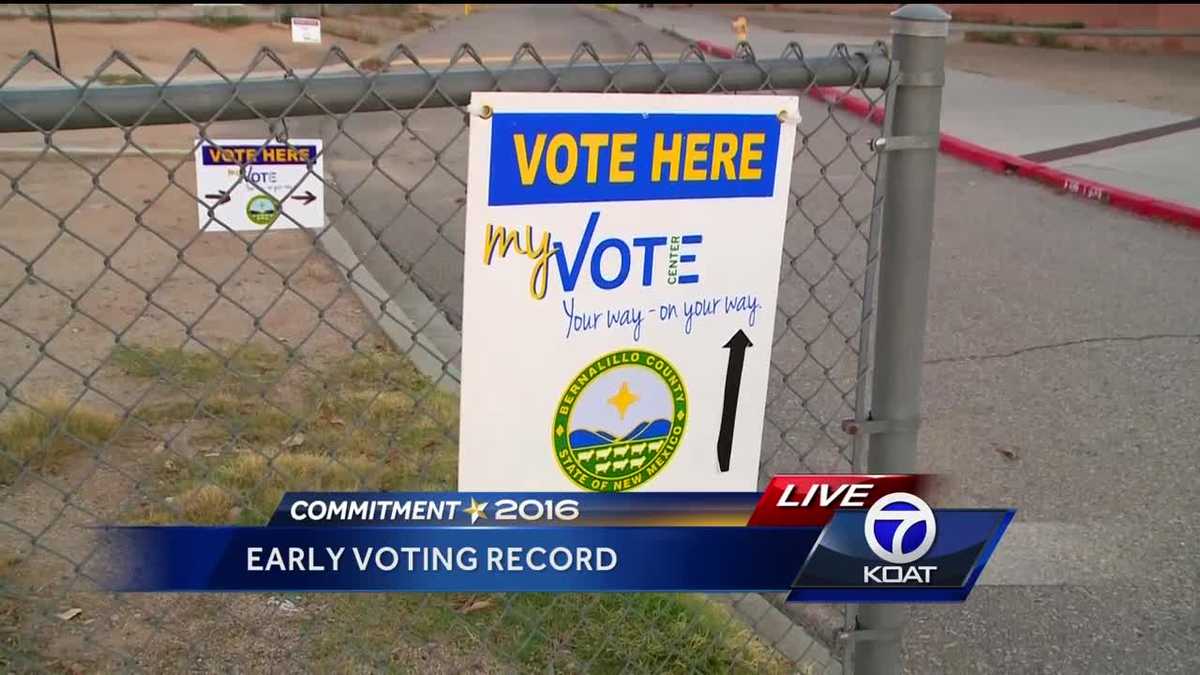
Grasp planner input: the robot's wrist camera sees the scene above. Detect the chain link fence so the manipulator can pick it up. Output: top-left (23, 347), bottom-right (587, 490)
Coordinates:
top-left (0, 39), bottom-right (895, 673)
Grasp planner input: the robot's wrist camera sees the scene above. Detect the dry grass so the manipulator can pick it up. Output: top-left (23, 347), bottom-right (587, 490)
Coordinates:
top-left (137, 395), bottom-right (297, 445)
top-left (113, 343), bottom-right (457, 524)
top-left (964, 29), bottom-right (1086, 50)
top-left (198, 452), bottom-right (386, 522)
top-left (218, 452), bottom-right (380, 491)
top-left (358, 55), bottom-right (388, 72)
top-left (191, 15), bottom-right (254, 30)
top-left (0, 397), bottom-right (121, 483)
top-left (4, 343), bottom-right (793, 672)
top-left (112, 342), bottom-right (286, 387)
top-left (96, 72), bottom-right (155, 86)
top-left (323, 6), bottom-right (438, 49)
top-left (0, 555), bottom-right (42, 673)
top-left (178, 484), bottom-right (236, 524)
top-left (323, 24), bottom-right (381, 45)
top-left (965, 30), bottom-right (1017, 45)
top-left (322, 18), bottom-right (382, 46)
top-left (307, 592), bottom-right (794, 674)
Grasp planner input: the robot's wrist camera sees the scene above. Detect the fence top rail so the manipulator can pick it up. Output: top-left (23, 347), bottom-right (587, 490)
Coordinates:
top-left (0, 45), bottom-right (892, 133)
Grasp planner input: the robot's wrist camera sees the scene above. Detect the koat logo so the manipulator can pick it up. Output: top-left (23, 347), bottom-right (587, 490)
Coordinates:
top-left (862, 492), bottom-right (938, 583)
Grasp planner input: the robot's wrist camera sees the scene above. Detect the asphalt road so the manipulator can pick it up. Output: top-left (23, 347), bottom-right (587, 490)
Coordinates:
top-left (315, 4), bottom-right (1200, 673)
top-left (909, 157), bottom-right (1200, 673)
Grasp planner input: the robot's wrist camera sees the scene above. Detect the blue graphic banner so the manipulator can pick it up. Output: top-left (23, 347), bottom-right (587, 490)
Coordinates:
top-left (269, 492), bottom-right (761, 527)
top-left (487, 113), bottom-right (781, 206)
top-left (788, 509), bottom-right (1014, 603)
top-left (100, 526), bottom-right (819, 592)
top-left (96, 497), bottom-right (1013, 601)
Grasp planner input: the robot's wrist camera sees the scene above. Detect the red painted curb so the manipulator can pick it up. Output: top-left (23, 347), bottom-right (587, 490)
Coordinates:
top-left (696, 40), bottom-right (734, 60)
top-left (808, 86), bottom-right (885, 125)
top-left (695, 41), bottom-right (1200, 231)
top-left (942, 137), bottom-right (1200, 230)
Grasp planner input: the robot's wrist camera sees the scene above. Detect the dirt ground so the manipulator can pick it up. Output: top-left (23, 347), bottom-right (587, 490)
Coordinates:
top-left (0, 154), bottom-right (377, 671)
top-left (0, 18), bottom-right (379, 84)
top-left (701, 8), bottom-right (1200, 115)
top-left (0, 7), bottom-right (463, 151)
top-left (0, 150), bottom-right (526, 672)
top-left (0, 4), bottom-right (466, 86)
top-left (0, 7), bottom-right (395, 669)
top-left (0, 140), bottom-right (489, 667)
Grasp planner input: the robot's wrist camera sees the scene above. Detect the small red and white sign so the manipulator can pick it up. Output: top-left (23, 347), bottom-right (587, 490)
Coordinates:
top-left (290, 17), bottom-right (321, 44)
top-left (747, 474), bottom-right (930, 526)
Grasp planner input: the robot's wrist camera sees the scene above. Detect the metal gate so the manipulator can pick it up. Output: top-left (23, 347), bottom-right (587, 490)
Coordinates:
top-left (0, 6), bottom-right (947, 672)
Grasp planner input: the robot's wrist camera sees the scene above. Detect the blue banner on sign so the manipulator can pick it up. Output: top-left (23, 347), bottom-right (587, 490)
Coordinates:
top-left (487, 113), bottom-right (780, 206)
top-left (200, 144), bottom-right (319, 166)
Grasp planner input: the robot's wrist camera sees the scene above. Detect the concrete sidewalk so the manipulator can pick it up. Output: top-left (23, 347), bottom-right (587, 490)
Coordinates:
top-left (620, 4), bottom-right (1200, 214)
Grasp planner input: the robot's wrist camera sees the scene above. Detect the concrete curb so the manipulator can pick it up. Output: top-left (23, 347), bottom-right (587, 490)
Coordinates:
top-left (692, 41), bottom-right (1200, 232)
top-left (708, 593), bottom-right (838, 673)
top-left (317, 133), bottom-right (463, 395)
top-left (939, 134), bottom-right (1200, 231)
top-left (316, 220), bottom-right (461, 393)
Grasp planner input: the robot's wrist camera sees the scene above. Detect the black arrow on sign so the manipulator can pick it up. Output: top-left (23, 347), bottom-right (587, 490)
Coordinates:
top-left (203, 190), bottom-right (230, 205)
top-left (717, 329), bottom-right (752, 473)
top-left (291, 190), bottom-right (317, 206)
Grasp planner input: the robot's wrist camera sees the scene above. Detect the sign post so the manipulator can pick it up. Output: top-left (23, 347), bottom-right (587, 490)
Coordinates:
top-left (194, 139), bottom-right (325, 232)
top-left (290, 17), bottom-right (322, 44)
top-left (458, 93), bottom-right (799, 492)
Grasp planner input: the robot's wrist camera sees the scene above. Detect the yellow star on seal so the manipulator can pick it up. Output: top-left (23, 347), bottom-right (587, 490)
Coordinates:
top-left (464, 497), bottom-right (488, 524)
top-left (607, 381), bottom-right (639, 420)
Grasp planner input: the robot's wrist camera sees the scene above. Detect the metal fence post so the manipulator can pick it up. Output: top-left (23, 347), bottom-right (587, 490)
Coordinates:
top-left (852, 5), bottom-right (948, 675)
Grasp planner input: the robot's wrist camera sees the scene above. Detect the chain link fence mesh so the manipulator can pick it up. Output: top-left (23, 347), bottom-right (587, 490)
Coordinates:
top-left (0, 40), bottom-right (891, 673)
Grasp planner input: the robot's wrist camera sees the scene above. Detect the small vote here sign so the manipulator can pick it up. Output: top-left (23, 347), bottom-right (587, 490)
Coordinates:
top-left (459, 93), bottom-right (798, 492)
top-left (193, 139), bottom-right (325, 232)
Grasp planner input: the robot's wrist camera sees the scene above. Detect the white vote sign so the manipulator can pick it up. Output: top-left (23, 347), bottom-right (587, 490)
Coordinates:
top-left (458, 93), bottom-right (798, 492)
top-left (290, 17), bottom-right (322, 44)
top-left (194, 139), bottom-right (325, 232)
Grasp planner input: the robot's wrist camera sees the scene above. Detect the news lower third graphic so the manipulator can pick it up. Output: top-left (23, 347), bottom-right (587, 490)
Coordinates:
top-left (97, 476), bottom-right (1013, 602)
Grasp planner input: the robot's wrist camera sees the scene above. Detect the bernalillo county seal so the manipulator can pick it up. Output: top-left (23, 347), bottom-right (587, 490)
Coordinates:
top-left (245, 194), bottom-right (281, 227)
top-left (553, 349), bottom-right (687, 492)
